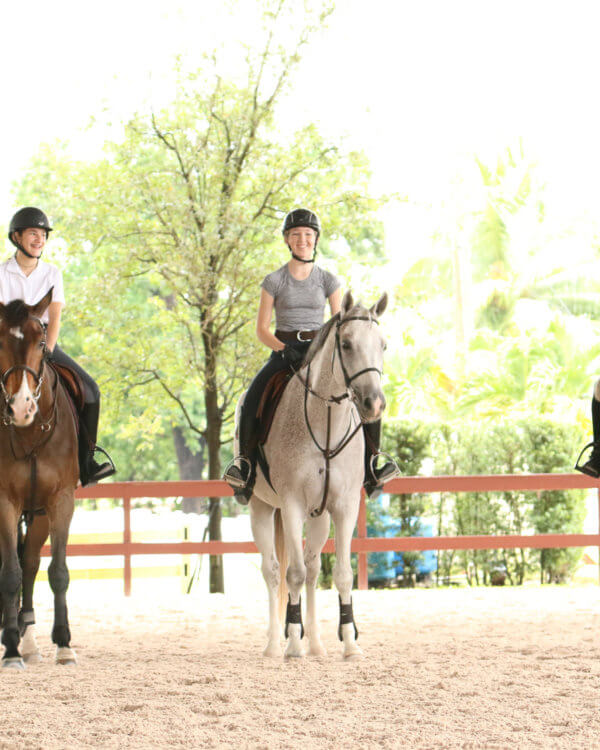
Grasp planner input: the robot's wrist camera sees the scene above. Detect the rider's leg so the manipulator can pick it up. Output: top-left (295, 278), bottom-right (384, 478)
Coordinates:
top-left (224, 351), bottom-right (290, 502)
top-left (48, 347), bottom-right (115, 485)
top-left (576, 380), bottom-right (600, 478)
top-left (362, 420), bottom-right (400, 499)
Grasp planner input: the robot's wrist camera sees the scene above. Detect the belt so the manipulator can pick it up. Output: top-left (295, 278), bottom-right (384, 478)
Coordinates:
top-left (275, 329), bottom-right (320, 343)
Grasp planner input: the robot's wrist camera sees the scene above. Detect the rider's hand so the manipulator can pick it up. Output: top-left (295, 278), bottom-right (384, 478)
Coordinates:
top-left (282, 344), bottom-right (304, 368)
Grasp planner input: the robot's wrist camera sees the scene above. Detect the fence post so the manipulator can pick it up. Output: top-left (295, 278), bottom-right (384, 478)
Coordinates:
top-left (123, 496), bottom-right (132, 597)
top-left (357, 490), bottom-right (368, 590)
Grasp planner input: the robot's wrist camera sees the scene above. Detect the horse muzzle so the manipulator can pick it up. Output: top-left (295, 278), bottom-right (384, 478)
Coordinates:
top-left (355, 390), bottom-right (386, 423)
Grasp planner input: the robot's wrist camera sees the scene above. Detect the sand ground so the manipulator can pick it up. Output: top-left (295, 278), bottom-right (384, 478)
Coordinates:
top-left (0, 584), bottom-right (599, 749)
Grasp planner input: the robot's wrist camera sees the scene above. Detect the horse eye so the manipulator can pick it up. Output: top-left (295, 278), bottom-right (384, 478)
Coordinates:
top-left (341, 340), bottom-right (352, 351)
top-left (38, 341), bottom-right (45, 349)
top-left (382, 341), bottom-right (387, 351)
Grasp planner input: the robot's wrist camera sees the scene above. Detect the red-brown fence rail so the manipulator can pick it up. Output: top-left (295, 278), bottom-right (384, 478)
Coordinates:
top-left (43, 475), bottom-right (600, 595)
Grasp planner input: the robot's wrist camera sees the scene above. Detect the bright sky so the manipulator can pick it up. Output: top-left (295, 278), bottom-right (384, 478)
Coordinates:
top-left (2, 0), bottom-right (600, 276)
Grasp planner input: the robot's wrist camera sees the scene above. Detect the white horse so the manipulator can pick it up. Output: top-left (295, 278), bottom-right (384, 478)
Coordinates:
top-left (237, 290), bottom-right (389, 660)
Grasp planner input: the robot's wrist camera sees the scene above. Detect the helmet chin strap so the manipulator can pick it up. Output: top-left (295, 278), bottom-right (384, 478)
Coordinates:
top-left (12, 233), bottom-right (43, 261)
top-left (288, 238), bottom-right (318, 264)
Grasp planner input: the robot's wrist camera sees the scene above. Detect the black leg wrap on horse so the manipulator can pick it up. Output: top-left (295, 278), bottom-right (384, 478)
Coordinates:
top-left (18, 608), bottom-right (35, 637)
top-left (337, 595), bottom-right (359, 641)
top-left (284, 595), bottom-right (304, 639)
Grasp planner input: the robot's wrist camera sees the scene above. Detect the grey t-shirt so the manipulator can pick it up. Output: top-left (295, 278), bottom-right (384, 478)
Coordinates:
top-left (261, 264), bottom-right (341, 331)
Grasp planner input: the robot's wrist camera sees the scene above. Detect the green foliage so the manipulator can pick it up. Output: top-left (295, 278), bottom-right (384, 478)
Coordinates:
top-left (375, 416), bottom-right (586, 586)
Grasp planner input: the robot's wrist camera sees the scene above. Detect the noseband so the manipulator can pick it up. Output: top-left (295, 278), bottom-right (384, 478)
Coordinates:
top-left (0, 316), bottom-right (48, 425)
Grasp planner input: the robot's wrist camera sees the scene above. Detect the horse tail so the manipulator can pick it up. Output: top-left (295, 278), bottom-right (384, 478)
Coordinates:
top-left (274, 508), bottom-right (288, 621)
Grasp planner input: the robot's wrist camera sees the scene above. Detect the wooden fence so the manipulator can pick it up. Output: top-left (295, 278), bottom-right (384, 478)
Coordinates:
top-left (41, 474), bottom-right (600, 595)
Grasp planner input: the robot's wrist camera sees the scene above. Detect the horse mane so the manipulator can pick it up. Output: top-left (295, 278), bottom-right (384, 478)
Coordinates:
top-left (2, 300), bottom-right (30, 328)
top-left (303, 303), bottom-right (370, 367)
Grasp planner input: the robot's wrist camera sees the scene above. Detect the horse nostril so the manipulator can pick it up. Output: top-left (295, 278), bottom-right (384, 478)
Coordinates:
top-left (364, 396), bottom-right (372, 411)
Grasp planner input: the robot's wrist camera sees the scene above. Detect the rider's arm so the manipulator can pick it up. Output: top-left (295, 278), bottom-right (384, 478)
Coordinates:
top-left (256, 288), bottom-right (285, 352)
top-left (46, 302), bottom-right (63, 353)
top-left (328, 287), bottom-right (342, 316)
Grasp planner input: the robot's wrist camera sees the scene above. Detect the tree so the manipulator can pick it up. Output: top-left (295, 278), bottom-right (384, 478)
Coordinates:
top-left (16, 0), bottom-right (384, 592)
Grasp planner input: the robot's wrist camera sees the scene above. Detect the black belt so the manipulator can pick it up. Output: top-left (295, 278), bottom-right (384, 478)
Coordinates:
top-left (275, 329), bottom-right (319, 343)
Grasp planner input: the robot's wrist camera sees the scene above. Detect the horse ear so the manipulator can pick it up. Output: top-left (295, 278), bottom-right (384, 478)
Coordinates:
top-left (369, 292), bottom-right (388, 319)
top-left (30, 287), bottom-right (53, 319)
top-left (340, 290), bottom-right (354, 317)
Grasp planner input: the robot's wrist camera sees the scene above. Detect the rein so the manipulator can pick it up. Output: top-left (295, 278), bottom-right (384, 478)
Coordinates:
top-left (295, 314), bottom-right (382, 518)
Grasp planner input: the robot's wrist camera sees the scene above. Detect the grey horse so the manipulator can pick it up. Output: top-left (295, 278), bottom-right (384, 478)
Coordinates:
top-left (236, 290), bottom-right (389, 659)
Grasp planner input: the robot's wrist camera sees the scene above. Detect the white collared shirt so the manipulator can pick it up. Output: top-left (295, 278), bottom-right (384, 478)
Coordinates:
top-left (0, 255), bottom-right (65, 323)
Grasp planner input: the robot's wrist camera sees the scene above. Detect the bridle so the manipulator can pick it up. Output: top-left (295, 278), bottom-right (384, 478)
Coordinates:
top-left (0, 315), bottom-right (58, 522)
top-left (294, 313), bottom-right (383, 517)
top-left (0, 316), bottom-right (51, 429)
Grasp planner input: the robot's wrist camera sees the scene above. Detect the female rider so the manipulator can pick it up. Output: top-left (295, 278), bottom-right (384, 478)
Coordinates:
top-left (0, 207), bottom-right (115, 486)
top-left (223, 207), bottom-right (399, 503)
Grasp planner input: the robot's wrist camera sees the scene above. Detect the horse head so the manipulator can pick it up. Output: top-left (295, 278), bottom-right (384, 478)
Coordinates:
top-left (335, 290), bottom-right (388, 422)
top-left (0, 288), bottom-right (52, 427)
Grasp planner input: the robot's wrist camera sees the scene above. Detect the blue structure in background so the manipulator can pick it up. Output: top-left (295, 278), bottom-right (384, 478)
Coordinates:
top-left (367, 504), bottom-right (437, 585)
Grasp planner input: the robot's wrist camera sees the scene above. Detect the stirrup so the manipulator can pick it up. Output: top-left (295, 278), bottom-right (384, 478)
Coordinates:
top-left (575, 441), bottom-right (600, 478)
top-left (223, 456), bottom-right (252, 489)
top-left (369, 451), bottom-right (401, 483)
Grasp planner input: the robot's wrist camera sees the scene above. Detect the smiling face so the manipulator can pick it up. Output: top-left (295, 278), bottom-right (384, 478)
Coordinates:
top-left (13, 227), bottom-right (47, 258)
top-left (285, 226), bottom-right (317, 260)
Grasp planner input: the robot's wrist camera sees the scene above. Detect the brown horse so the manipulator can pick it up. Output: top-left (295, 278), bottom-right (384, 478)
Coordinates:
top-left (0, 289), bottom-right (78, 669)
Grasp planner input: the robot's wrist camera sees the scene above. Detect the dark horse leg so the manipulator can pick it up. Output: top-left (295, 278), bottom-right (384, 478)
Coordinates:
top-left (19, 513), bottom-right (50, 663)
top-left (0, 497), bottom-right (24, 669)
top-left (47, 491), bottom-right (76, 665)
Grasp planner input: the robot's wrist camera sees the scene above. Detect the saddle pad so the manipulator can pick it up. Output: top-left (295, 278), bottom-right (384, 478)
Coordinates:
top-left (48, 361), bottom-right (85, 427)
top-left (256, 369), bottom-right (292, 445)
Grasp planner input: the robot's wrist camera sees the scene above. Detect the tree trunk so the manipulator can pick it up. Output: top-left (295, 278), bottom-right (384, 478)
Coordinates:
top-left (173, 427), bottom-right (206, 513)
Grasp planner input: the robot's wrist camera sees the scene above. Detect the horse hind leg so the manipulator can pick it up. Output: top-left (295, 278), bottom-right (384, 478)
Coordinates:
top-left (19, 514), bottom-right (50, 664)
top-left (250, 498), bottom-right (283, 658)
top-left (304, 511), bottom-right (331, 657)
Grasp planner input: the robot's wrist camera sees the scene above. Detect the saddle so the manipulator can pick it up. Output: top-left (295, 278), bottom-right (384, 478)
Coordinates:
top-left (256, 369), bottom-right (292, 445)
top-left (47, 361), bottom-right (85, 429)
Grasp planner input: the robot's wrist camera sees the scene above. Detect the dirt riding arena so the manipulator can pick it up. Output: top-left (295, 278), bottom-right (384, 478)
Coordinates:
top-left (2, 583), bottom-right (599, 749)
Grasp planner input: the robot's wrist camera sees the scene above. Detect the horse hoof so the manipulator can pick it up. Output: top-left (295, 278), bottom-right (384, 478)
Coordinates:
top-left (56, 647), bottom-right (77, 666)
top-left (263, 644), bottom-right (283, 659)
top-left (308, 644), bottom-right (327, 657)
top-left (23, 651), bottom-right (42, 664)
top-left (343, 649), bottom-right (363, 662)
top-left (284, 645), bottom-right (305, 659)
top-left (2, 657), bottom-right (25, 670)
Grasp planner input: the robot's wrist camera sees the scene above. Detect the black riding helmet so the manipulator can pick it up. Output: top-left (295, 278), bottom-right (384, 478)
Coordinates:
top-left (8, 207), bottom-right (53, 249)
top-left (282, 208), bottom-right (320, 263)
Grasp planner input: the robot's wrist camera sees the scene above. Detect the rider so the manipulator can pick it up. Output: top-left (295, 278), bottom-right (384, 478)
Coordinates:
top-left (575, 381), bottom-right (600, 477)
top-left (223, 207), bottom-right (400, 504)
top-left (0, 207), bottom-right (116, 486)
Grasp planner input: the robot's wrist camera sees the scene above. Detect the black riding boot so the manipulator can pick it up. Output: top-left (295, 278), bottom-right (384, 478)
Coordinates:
top-left (223, 408), bottom-right (257, 505)
top-left (362, 420), bottom-right (400, 499)
top-left (576, 397), bottom-right (600, 478)
top-left (79, 402), bottom-right (116, 486)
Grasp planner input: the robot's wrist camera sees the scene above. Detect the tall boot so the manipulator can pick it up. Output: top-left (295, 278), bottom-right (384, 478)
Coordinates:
top-left (362, 420), bottom-right (400, 499)
top-left (223, 407), bottom-right (257, 505)
top-left (576, 397), bottom-right (600, 477)
top-left (79, 402), bottom-right (116, 486)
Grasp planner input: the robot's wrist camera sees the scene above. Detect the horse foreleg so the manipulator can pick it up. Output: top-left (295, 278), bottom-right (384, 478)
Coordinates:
top-left (304, 511), bottom-right (331, 656)
top-left (281, 503), bottom-right (306, 659)
top-left (47, 493), bottom-right (76, 666)
top-left (250, 498), bottom-right (283, 658)
top-left (332, 501), bottom-right (363, 660)
top-left (0, 500), bottom-right (24, 669)
top-left (19, 514), bottom-right (49, 664)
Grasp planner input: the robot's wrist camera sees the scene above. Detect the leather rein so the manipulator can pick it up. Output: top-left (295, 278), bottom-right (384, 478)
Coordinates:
top-left (0, 316), bottom-right (59, 521)
top-left (294, 314), bottom-right (382, 518)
